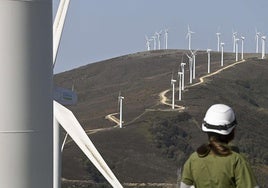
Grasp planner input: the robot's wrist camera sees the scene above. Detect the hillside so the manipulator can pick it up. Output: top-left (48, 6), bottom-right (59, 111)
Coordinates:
top-left (54, 50), bottom-right (268, 187)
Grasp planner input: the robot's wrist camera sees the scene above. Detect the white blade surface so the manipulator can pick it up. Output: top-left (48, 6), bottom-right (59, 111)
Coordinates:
top-left (53, 101), bottom-right (123, 188)
top-left (53, 0), bottom-right (70, 66)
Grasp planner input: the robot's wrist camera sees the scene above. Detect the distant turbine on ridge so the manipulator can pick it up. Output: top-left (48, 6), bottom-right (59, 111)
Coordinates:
top-left (207, 49), bottom-right (212, 73)
top-left (190, 50), bottom-right (198, 79)
top-left (240, 36), bottom-right (245, 60)
top-left (180, 62), bottom-right (186, 90)
top-left (255, 29), bottom-right (261, 53)
top-left (232, 31), bottom-right (237, 53)
top-left (155, 30), bottom-right (162, 50)
top-left (220, 42), bottom-right (225, 66)
top-left (170, 73), bottom-right (177, 109)
top-left (118, 92), bottom-right (124, 128)
top-left (164, 28), bottom-right (169, 50)
top-left (216, 32), bottom-right (221, 52)
top-left (186, 54), bottom-right (193, 84)
top-left (145, 35), bottom-right (152, 51)
top-left (178, 72), bottom-right (183, 101)
top-left (152, 35), bottom-right (157, 50)
top-left (186, 25), bottom-right (194, 50)
top-left (261, 36), bottom-right (266, 59)
top-left (235, 38), bottom-right (239, 61)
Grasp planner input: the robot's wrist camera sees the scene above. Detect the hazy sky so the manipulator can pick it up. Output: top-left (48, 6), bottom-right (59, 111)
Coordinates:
top-left (53, 0), bottom-right (268, 73)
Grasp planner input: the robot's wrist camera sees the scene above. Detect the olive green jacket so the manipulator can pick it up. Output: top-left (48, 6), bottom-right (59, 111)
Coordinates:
top-left (181, 151), bottom-right (259, 188)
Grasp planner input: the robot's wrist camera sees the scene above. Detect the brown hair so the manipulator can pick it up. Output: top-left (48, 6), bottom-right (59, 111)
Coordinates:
top-left (197, 129), bottom-right (235, 157)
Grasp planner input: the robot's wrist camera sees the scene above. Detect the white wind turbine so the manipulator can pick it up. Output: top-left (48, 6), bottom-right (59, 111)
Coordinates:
top-left (261, 36), bottom-right (266, 59)
top-left (178, 72), bottom-right (183, 101)
top-left (151, 35), bottom-right (157, 50)
top-left (207, 49), bottom-right (212, 73)
top-left (220, 42), bottom-right (225, 66)
top-left (240, 36), bottom-right (245, 60)
top-left (170, 73), bottom-right (177, 109)
top-left (155, 30), bottom-right (162, 50)
top-left (235, 38), bottom-right (239, 61)
top-left (186, 25), bottom-right (195, 50)
top-left (216, 32), bottom-right (221, 52)
top-left (232, 31), bottom-right (237, 53)
top-left (190, 50), bottom-right (198, 79)
top-left (118, 92), bottom-right (124, 128)
top-left (164, 28), bottom-right (169, 49)
top-left (180, 62), bottom-right (186, 90)
top-left (255, 29), bottom-right (261, 53)
top-left (145, 35), bottom-right (152, 51)
top-left (186, 54), bottom-right (193, 84)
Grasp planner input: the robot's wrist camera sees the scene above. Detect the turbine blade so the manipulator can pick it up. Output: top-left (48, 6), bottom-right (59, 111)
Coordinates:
top-left (53, 101), bottom-right (123, 188)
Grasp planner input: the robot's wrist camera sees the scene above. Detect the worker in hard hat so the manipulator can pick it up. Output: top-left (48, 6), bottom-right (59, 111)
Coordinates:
top-left (180, 104), bottom-right (259, 188)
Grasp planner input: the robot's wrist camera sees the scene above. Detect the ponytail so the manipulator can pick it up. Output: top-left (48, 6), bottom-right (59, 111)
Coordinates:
top-left (197, 130), bottom-right (235, 157)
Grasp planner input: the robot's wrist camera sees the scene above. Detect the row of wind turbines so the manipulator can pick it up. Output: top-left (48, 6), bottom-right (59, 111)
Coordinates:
top-left (120, 26), bottom-right (267, 127)
top-left (145, 28), bottom-right (169, 50)
top-left (145, 26), bottom-right (267, 59)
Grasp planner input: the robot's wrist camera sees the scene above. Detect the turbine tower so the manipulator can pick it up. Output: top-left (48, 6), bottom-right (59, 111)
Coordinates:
top-left (261, 36), bottom-right (266, 59)
top-left (178, 72), bottom-right (183, 101)
top-left (155, 30), bottom-right (162, 50)
top-left (170, 74), bottom-right (177, 109)
top-left (186, 54), bottom-right (193, 84)
top-left (152, 35), bottom-right (157, 50)
top-left (216, 32), bottom-right (221, 52)
top-left (235, 38), bottom-right (239, 61)
top-left (118, 93), bottom-right (124, 128)
top-left (207, 49), bottom-right (212, 73)
top-left (232, 31), bottom-right (237, 53)
top-left (186, 25), bottom-right (194, 50)
top-left (164, 28), bottom-right (169, 49)
top-left (255, 29), bottom-right (261, 53)
top-left (190, 50), bottom-right (198, 79)
top-left (180, 62), bottom-right (186, 90)
top-left (0, 1), bottom-right (53, 187)
top-left (241, 36), bottom-right (245, 60)
top-left (145, 35), bottom-right (152, 51)
top-left (220, 42), bottom-right (225, 66)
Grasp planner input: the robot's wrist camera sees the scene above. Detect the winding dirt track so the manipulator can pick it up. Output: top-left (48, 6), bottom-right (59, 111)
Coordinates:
top-left (105, 59), bottom-right (245, 127)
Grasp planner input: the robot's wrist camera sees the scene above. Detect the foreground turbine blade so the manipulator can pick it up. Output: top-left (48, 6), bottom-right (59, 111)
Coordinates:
top-left (53, 0), bottom-right (70, 66)
top-left (53, 101), bottom-right (123, 188)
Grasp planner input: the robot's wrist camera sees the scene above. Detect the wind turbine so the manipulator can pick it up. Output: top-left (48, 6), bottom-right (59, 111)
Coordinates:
top-left (207, 49), bottom-right (212, 73)
top-left (145, 35), bottom-right (152, 51)
top-left (241, 36), bottom-right (245, 60)
top-left (155, 30), bottom-right (162, 50)
top-left (180, 62), bottom-right (186, 90)
top-left (216, 32), bottom-right (221, 52)
top-left (220, 42), bottom-right (225, 66)
top-left (235, 38), bottom-right (239, 61)
top-left (170, 73), bottom-right (177, 109)
top-left (164, 28), bottom-right (169, 49)
top-left (152, 35), bottom-right (157, 50)
top-left (186, 54), bottom-right (193, 84)
top-left (232, 31), bottom-right (237, 53)
top-left (118, 92), bottom-right (124, 128)
top-left (261, 36), bottom-right (266, 59)
top-left (178, 72), bottom-right (183, 101)
top-left (186, 25), bottom-right (194, 50)
top-left (190, 50), bottom-right (198, 79)
top-left (255, 29), bottom-right (261, 53)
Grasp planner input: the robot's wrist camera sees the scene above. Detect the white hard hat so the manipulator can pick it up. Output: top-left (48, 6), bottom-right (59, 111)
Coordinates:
top-left (202, 104), bottom-right (237, 135)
